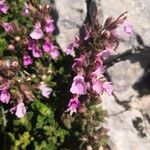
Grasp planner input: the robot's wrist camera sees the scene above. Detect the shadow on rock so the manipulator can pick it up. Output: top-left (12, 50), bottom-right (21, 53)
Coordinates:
top-left (105, 34), bottom-right (150, 97)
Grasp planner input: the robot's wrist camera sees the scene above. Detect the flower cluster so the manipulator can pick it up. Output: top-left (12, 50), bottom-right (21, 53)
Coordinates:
top-left (0, 0), bottom-right (9, 14)
top-left (25, 4), bottom-right (59, 65)
top-left (0, 1), bottom-right (57, 118)
top-left (0, 80), bottom-right (10, 104)
top-left (66, 12), bottom-right (133, 115)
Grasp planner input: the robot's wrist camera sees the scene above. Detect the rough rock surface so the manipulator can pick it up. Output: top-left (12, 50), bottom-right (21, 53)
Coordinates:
top-left (41, 0), bottom-right (150, 150)
top-left (55, 0), bottom-right (87, 51)
top-left (102, 94), bottom-right (150, 150)
top-left (100, 0), bottom-right (150, 150)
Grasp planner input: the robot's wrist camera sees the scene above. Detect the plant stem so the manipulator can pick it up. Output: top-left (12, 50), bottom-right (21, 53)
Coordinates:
top-left (2, 107), bottom-right (6, 127)
top-left (2, 107), bottom-right (7, 150)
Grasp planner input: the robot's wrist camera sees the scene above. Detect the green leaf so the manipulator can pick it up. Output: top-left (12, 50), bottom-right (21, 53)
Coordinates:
top-left (36, 115), bottom-right (47, 128)
top-left (0, 37), bottom-right (7, 56)
top-left (31, 100), bottom-right (53, 117)
top-left (13, 112), bottom-right (33, 131)
top-left (14, 132), bottom-right (33, 149)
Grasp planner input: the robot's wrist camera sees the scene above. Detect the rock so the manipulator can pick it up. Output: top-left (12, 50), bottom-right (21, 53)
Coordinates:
top-left (130, 96), bottom-right (150, 114)
top-left (100, 1), bottom-right (150, 149)
top-left (41, 0), bottom-right (50, 4)
top-left (100, 0), bottom-right (150, 53)
top-left (89, 0), bottom-right (103, 25)
top-left (130, 96), bottom-right (150, 138)
top-left (101, 94), bottom-right (125, 115)
top-left (107, 60), bottom-right (144, 101)
top-left (102, 94), bottom-right (150, 150)
top-left (55, 0), bottom-right (86, 51)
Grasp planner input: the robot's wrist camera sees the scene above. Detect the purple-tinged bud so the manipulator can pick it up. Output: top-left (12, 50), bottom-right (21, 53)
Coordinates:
top-left (22, 3), bottom-right (30, 16)
top-left (8, 44), bottom-right (15, 51)
top-left (27, 39), bottom-right (36, 51)
top-left (2, 22), bottom-right (13, 32)
top-left (67, 97), bottom-right (80, 115)
top-left (0, 90), bottom-right (10, 104)
top-left (23, 55), bottom-right (33, 67)
top-left (38, 82), bottom-right (53, 98)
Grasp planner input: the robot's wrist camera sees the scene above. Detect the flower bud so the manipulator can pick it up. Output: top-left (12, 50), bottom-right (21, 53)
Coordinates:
top-left (41, 75), bottom-right (47, 80)
top-left (15, 36), bottom-right (21, 41)
top-left (46, 4), bottom-right (50, 9)
top-left (47, 69), bottom-right (52, 74)
top-left (11, 60), bottom-right (19, 68)
top-left (101, 30), bottom-right (110, 38)
top-left (26, 77), bottom-right (32, 81)
top-left (8, 44), bottom-right (15, 50)
top-left (39, 5), bottom-right (42, 10)
top-left (31, 74), bottom-right (36, 79)
top-left (17, 79), bottom-right (21, 83)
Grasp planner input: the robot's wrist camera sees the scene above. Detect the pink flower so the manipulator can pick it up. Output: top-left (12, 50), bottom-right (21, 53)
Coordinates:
top-left (123, 21), bottom-right (133, 36)
top-left (30, 22), bottom-right (43, 40)
top-left (22, 3), bottom-right (29, 16)
top-left (15, 102), bottom-right (26, 118)
top-left (92, 79), bottom-right (103, 95)
top-left (0, 0), bottom-right (6, 5)
top-left (28, 39), bottom-right (36, 51)
top-left (102, 81), bottom-right (113, 96)
top-left (72, 54), bottom-right (86, 71)
top-left (42, 38), bottom-right (59, 59)
top-left (2, 22), bottom-right (12, 32)
top-left (23, 55), bottom-right (33, 66)
top-left (110, 29), bottom-right (119, 37)
top-left (38, 82), bottom-right (53, 98)
top-left (43, 39), bottom-right (53, 53)
top-left (0, 80), bottom-right (10, 91)
top-left (70, 75), bottom-right (87, 95)
top-left (44, 17), bottom-right (55, 33)
top-left (0, 90), bottom-right (10, 104)
top-left (32, 47), bottom-right (42, 58)
top-left (67, 97), bottom-right (80, 115)
top-left (98, 47), bottom-right (116, 60)
top-left (43, 40), bottom-right (59, 59)
top-left (66, 43), bottom-right (75, 56)
top-left (49, 46), bottom-right (60, 59)
top-left (66, 36), bottom-right (79, 56)
top-left (92, 79), bottom-right (113, 95)
top-left (0, 0), bottom-right (9, 14)
top-left (92, 65), bottom-right (105, 79)
top-left (72, 57), bottom-right (83, 71)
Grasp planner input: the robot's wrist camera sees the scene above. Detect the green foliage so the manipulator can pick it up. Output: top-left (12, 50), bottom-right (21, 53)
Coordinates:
top-left (14, 132), bottom-right (33, 150)
top-left (0, 101), bottom-right (68, 149)
top-left (0, 0), bottom-right (69, 149)
top-left (0, 0), bottom-right (108, 149)
top-left (0, 37), bottom-right (7, 56)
